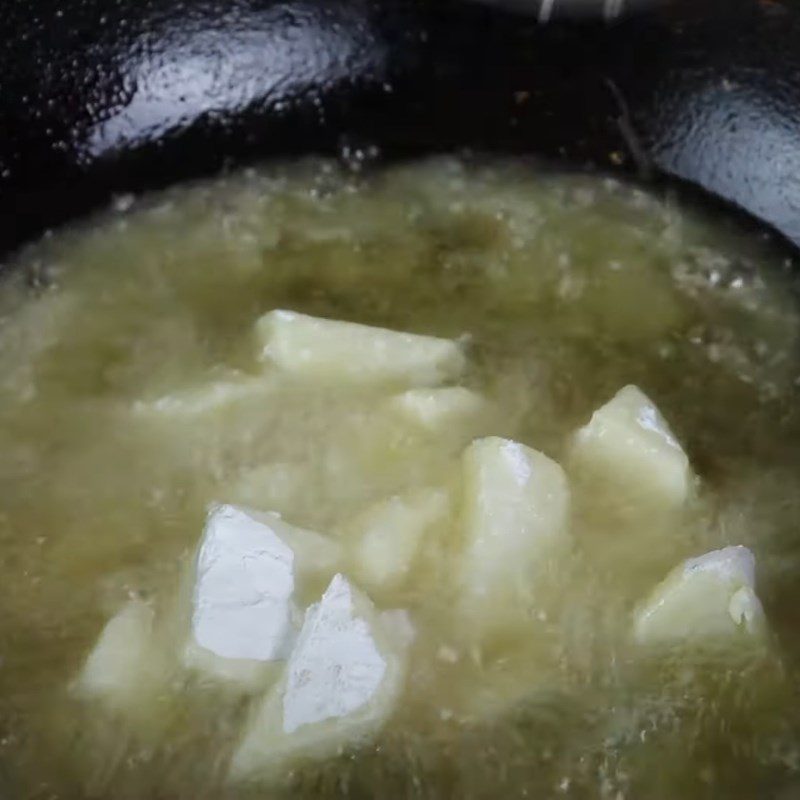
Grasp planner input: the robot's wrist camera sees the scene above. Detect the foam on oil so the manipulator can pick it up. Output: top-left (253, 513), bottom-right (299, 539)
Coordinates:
top-left (1, 158), bottom-right (799, 799)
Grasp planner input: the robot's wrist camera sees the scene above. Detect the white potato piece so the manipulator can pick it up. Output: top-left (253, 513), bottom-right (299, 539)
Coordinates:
top-left (182, 504), bottom-right (340, 690)
top-left (633, 546), bottom-right (766, 645)
top-left (182, 637), bottom-right (278, 690)
top-left (569, 384), bottom-right (693, 517)
top-left (228, 462), bottom-right (307, 518)
top-left (190, 505), bottom-right (296, 662)
top-left (349, 487), bottom-right (450, 594)
top-left (230, 574), bottom-right (412, 781)
top-left (385, 387), bottom-right (488, 432)
top-left (131, 373), bottom-right (275, 419)
top-left (256, 310), bottom-right (465, 386)
top-left (265, 514), bottom-right (342, 584)
top-left (331, 404), bottom-right (478, 518)
top-left (458, 437), bottom-right (571, 636)
top-left (75, 599), bottom-right (165, 714)
top-left (233, 506), bottom-right (343, 583)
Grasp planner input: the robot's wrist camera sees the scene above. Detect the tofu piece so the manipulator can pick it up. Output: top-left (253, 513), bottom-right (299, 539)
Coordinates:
top-left (349, 488), bottom-right (450, 594)
top-left (230, 574), bottom-right (411, 780)
top-left (75, 599), bottom-right (164, 714)
top-left (633, 546), bottom-right (766, 645)
top-left (256, 310), bottom-right (465, 386)
top-left (183, 505), bottom-right (342, 690)
top-left (385, 387), bottom-right (488, 432)
top-left (458, 438), bottom-right (571, 635)
top-left (569, 385), bottom-right (693, 516)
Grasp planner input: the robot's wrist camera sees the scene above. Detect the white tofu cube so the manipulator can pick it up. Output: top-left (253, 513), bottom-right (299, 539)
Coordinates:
top-left (633, 546), bottom-right (766, 645)
top-left (256, 310), bottom-right (465, 386)
top-left (385, 387), bottom-right (488, 432)
top-left (230, 574), bottom-right (411, 780)
top-left (458, 438), bottom-right (571, 635)
top-left (183, 505), bottom-right (341, 690)
top-left (569, 385), bottom-right (693, 516)
top-left (75, 599), bottom-right (164, 713)
top-left (349, 487), bottom-right (450, 594)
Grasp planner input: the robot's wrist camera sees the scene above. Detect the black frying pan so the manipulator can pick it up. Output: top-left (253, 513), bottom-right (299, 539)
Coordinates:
top-left (2, 3), bottom-right (800, 796)
top-left (2, 0), bottom-right (800, 258)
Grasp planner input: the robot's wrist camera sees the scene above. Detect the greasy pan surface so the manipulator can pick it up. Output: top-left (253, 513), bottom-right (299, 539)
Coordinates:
top-left (1, 0), bottom-right (800, 256)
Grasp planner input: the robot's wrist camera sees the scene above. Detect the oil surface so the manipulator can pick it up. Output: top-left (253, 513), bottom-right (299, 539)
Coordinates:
top-left (1, 158), bottom-right (800, 800)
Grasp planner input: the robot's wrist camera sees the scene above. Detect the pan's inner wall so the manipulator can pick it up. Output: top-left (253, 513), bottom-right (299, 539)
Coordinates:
top-left (3, 0), bottom-right (800, 255)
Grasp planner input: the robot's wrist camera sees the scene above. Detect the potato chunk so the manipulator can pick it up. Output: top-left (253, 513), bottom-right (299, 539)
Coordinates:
top-left (190, 505), bottom-right (296, 660)
top-left (385, 387), bottom-right (488, 432)
top-left (230, 574), bottom-right (411, 780)
top-left (227, 462), bottom-right (306, 518)
top-left (75, 599), bottom-right (164, 714)
top-left (349, 487), bottom-right (450, 595)
top-left (569, 385), bottom-right (693, 517)
top-left (182, 504), bottom-right (340, 690)
top-left (131, 374), bottom-right (275, 419)
top-left (256, 310), bottom-right (465, 386)
top-left (633, 546), bottom-right (766, 645)
top-left (458, 438), bottom-right (570, 636)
